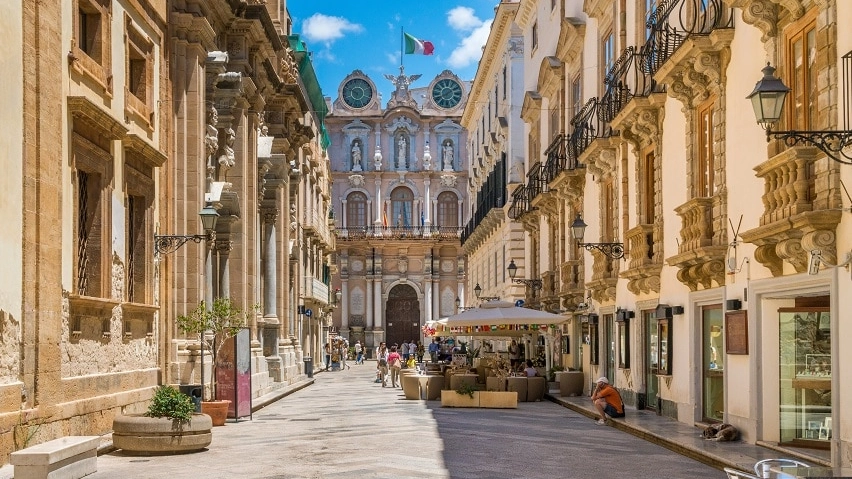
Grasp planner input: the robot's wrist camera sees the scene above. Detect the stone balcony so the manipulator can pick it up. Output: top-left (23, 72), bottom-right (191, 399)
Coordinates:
top-left (620, 223), bottom-right (663, 294)
top-left (740, 147), bottom-right (843, 276)
top-left (666, 196), bottom-right (727, 291)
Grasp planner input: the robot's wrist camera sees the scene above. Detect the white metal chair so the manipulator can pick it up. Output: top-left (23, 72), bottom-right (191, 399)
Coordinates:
top-left (724, 467), bottom-right (761, 479)
top-left (753, 458), bottom-right (811, 478)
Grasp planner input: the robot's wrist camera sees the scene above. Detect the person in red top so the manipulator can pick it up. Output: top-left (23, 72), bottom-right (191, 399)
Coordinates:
top-left (591, 377), bottom-right (624, 425)
top-left (386, 346), bottom-right (403, 388)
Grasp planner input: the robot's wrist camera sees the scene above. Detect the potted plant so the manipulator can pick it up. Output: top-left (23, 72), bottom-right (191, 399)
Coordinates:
top-left (176, 297), bottom-right (254, 426)
top-left (112, 385), bottom-right (212, 454)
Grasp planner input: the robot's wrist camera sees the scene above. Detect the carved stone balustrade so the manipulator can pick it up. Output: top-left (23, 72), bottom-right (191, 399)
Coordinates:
top-left (667, 197), bottom-right (727, 291)
top-left (740, 148), bottom-right (842, 276)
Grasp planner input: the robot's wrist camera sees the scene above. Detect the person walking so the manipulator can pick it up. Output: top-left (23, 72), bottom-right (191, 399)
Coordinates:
top-left (387, 346), bottom-right (402, 388)
top-left (354, 341), bottom-right (363, 364)
top-left (428, 338), bottom-right (440, 363)
top-left (323, 342), bottom-right (331, 371)
top-left (340, 339), bottom-right (350, 370)
top-left (376, 343), bottom-right (388, 386)
top-left (400, 340), bottom-right (410, 364)
top-left (416, 341), bottom-right (425, 363)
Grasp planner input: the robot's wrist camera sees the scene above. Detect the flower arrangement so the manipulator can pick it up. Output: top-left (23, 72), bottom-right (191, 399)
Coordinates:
top-left (422, 324), bottom-right (436, 337)
top-left (485, 354), bottom-right (512, 381)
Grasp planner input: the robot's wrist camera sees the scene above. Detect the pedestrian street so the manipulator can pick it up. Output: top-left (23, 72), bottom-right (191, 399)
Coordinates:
top-left (88, 363), bottom-right (725, 479)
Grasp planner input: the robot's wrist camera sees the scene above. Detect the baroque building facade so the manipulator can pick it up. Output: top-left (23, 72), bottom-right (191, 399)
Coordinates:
top-left (464, 0), bottom-right (852, 467)
top-left (0, 0), bottom-right (330, 463)
top-left (328, 68), bottom-right (470, 352)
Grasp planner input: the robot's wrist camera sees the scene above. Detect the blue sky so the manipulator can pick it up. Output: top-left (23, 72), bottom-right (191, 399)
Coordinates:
top-left (287, 1), bottom-right (497, 107)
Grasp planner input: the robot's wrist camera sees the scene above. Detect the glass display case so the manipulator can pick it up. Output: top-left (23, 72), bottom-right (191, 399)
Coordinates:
top-left (779, 308), bottom-right (831, 448)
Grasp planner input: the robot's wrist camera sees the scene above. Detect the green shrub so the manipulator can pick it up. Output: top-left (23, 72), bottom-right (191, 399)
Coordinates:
top-left (455, 383), bottom-right (479, 398)
top-left (145, 385), bottom-right (194, 424)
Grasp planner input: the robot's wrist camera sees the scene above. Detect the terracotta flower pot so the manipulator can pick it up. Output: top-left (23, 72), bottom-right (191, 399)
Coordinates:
top-left (201, 400), bottom-right (231, 426)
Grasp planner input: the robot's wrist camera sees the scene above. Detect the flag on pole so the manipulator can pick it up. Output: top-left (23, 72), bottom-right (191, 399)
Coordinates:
top-left (382, 211), bottom-right (388, 227)
top-left (404, 32), bottom-right (434, 55)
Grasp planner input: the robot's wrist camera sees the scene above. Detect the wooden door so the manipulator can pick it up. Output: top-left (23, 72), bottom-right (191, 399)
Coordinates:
top-left (385, 284), bottom-right (420, 348)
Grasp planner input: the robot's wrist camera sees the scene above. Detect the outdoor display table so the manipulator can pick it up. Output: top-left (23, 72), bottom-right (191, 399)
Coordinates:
top-left (526, 377), bottom-right (546, 401)
top-left (557, 371), bottom-right (584, 397)
top-left (425, 376), bottom-right (444, 400)
top-left (506, 377), bottom-right (528, 402)
top-left (401, 375), bottom-right (421, 400)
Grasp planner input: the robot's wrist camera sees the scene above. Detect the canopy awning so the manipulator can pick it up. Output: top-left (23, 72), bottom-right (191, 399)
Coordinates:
top-left (434, 301), bottom-right (567, 337)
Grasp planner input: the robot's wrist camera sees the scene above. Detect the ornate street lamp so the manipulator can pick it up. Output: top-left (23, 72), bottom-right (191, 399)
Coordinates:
top-left (473, 283), bottom-right (499, 301)
top-left (154, 205), bottom-right (219, 254)
top-left (747, 63), bottom-right (852, 164)
top-left (570, 214), bottom-right (624, 260)
top-left (506, 260), bottom-right (542, 291)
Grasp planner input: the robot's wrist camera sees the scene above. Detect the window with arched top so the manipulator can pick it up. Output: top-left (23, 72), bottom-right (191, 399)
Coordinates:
top-left (346, 192), bottom-right (367, 227)
top-left (390, 187), bottom-right (413, 227)
top-left (437, 191), bottom-right (458, 227)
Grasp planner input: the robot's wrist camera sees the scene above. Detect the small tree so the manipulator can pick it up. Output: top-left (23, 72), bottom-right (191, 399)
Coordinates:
top-left (176, 298), bottom-right (254, 401)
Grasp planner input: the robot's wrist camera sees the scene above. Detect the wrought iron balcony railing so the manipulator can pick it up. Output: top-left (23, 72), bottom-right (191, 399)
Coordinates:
top-left (507, 184), bottom-right (530, 220)
top-left (334, 225), bottom-right (461, 241)
top-left (526, 161), bottom-right (547, 201)
top-left (600, 46), bottom-right (663, 122)
top-left (543, 134), bottom-right (583, 183)
top-left (644, 0), bottom-right (733, 76)
top-left (568, 98), bottom-right (614, 160)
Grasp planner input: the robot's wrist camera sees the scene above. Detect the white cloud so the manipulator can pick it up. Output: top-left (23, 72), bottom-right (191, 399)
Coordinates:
top-left (301, 13), bottom-right (363, 46)
top-left (447, 20), bottom-right (492, 68)
top-left (447, 6), bottom-right (483, 32)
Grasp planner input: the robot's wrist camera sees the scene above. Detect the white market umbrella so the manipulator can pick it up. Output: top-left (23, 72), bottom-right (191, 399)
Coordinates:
top-left (438, 301), bottom-right (568, 328)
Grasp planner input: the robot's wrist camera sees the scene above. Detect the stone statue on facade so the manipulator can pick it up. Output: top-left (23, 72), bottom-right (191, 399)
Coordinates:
top-left (384, 65), bottom-right (421, 108)
top-left (205, 106), bottom-right (219, 181)
top-left (443, 142), bottom-right (454, 171)
top-left (217, 128), bottom-right (236, 180)
top-left (351, 141), bottom-right (362, 171)
top-left (397, 135), bottom-right (407, 169)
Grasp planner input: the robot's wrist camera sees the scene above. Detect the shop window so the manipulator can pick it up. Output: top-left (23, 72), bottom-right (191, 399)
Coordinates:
top-left (616, 309), bottom-right (632, 369)
top-left (779, 306), bottom-right (831, 448)
top-left (702, 305), bottom-right (724, 422)
top-left (586, 314), bottom-right (600, 365)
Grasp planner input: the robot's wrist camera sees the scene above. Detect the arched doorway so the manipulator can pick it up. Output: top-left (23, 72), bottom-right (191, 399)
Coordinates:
top-left (386, 284), bottom-right (420, 348)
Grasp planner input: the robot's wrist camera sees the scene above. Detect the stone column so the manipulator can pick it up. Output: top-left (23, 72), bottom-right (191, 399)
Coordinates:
top-left (423, 178), bottom-right (432, 226)
top-left (341, 199), bottom-right (348, 228)
top-left (262, 209), bottom-right (281, 380)
top-left (366, 275), bottom-right (374, 329)
top-left (374, 179), bottom-right (382, 225)
top-left (216, 239), bottom-right (233, 298)
top-left (424, 281), bottom-right (432, 324)
top-left (341, 281), bottom-right (349, 330)
top-left (457, 200), bottom-right (463, 228)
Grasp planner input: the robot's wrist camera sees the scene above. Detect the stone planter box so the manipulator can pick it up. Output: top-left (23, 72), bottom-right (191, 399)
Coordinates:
top-left (440, 390), bottom-right (518, 408)
top-left (112, 414), bottom-right (212, 454)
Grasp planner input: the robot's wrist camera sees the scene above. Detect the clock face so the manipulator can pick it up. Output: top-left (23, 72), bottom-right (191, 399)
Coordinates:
top-left (431, 78), bottom-right (463, 109)
top-left (342, 78), bottom-right (373, 109)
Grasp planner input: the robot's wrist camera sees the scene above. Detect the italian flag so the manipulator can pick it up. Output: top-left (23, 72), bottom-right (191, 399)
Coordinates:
top-left (404, 32), bottom-right (434, 55)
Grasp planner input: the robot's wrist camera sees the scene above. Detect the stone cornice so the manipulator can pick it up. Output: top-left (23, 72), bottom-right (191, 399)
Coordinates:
top-left (537, 56), bottom-right (564, 99)
top-left (515, 0), bottom-right (537, 29)
top-left (461, 2), bottom-right (520, 126)
top-left (520, 91), bottom-right (542, 123)
top-left (123, 133), bottom-right (167, 168)
top-left (68, 96), bottom-right (129, 140)
top-left (555, 17), bottom-right (586, 65)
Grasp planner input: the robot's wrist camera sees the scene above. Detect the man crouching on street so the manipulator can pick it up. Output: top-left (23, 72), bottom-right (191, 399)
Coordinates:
top-left (591, 377), bottom-right (625, 425)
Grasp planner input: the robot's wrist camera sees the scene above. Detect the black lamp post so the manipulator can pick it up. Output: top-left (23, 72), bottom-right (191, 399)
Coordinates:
top-left (473, 283), bottom-right (499, 301)
top-left (506, 260), bottom-right (542, 290)
top-left (748, 63), bottom-right (852, 164)
top-left (155, 204), bottom-right (219, 254)
top-left (570, 214), bottom-right (624, 259)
